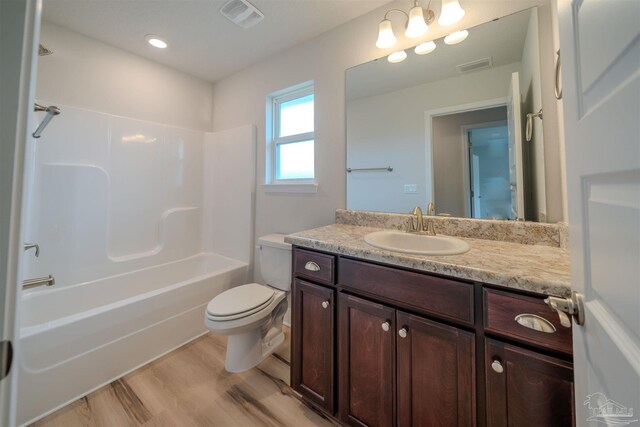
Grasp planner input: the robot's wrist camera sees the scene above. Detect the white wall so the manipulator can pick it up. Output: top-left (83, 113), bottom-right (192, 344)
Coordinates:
top-left (346, 63), bottom-right (518, 213)
top-left (210, 0), bottom-right (554, 280)
top-left (36, 22), bottom-right (214, 131)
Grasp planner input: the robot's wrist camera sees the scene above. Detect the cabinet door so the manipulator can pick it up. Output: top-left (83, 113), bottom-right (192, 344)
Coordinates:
top-left (396, 312), bottom-right (476, 427)
top-left (485, 338), bottom-right (574, 427)
top-left (291, 279), bottom-right (335, 413)
top-left (338, 293), bottom-right (395, 427)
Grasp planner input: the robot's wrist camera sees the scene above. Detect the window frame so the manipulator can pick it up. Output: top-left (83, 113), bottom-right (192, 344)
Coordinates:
top-left (270, 84), bottom-right (315, 184)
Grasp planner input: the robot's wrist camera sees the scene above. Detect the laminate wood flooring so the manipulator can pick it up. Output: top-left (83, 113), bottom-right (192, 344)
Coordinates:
top-left (30, 328), bottom-right (335, 427)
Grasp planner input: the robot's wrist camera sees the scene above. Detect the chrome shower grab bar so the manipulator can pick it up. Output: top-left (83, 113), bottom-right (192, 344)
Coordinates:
top-left (22, 275), bottom-right (55, 290)
top-left (32, 103), bottom-right (61, 139)
top-left (346, 166), bottom-right (393, 173)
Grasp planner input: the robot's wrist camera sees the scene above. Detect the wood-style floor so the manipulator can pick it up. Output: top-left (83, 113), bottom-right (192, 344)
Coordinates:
top-left (31, 328), bottom-right (335, 427)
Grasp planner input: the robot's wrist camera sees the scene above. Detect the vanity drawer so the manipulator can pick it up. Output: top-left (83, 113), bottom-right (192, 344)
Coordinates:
top-left (338, 258), bottom-right (474, 326)
top-left (484, 288), bottom-right (573, 355)
top-left (293, 248), bottom-right (335, 285)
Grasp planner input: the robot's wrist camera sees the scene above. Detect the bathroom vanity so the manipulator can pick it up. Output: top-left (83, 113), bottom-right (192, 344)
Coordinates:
top-left (287, 218), bottom-right (574, 427)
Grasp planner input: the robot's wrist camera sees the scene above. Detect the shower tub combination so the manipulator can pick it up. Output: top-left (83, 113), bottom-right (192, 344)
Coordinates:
top-left (18, 104), bottom-right (256, 425)
top-left (17, 253), bottom-right (247, 426)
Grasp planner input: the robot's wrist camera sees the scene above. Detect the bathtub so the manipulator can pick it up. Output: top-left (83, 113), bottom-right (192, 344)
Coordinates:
top-left (16, 253), bottom-right (248, 426)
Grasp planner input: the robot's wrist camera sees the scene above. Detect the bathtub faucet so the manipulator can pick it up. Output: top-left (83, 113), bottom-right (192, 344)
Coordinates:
top-left (24, 243), bottom-right (40, 257)
top-left (22, 275), bottom-right (55, 290)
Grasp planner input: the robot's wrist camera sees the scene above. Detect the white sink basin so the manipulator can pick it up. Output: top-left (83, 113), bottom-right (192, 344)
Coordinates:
top-left (364, 230), bottom-right (470, 256)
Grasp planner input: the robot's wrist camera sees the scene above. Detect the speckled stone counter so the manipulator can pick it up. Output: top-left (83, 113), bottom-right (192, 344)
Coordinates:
top-left (285, 224), bottom-right (572, 298)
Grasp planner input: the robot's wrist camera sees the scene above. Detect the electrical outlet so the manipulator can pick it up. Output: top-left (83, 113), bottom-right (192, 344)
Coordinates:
top-left (404, 184), bottom-right (417, 194)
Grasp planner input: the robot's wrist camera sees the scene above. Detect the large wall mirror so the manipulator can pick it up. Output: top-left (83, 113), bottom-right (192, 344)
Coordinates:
top-left (346, 7), bottom-right (558, 222)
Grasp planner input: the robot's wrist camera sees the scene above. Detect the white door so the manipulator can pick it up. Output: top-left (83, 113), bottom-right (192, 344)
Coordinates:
top-left (0, 0), bottom-right (40, 424)
top-left (558, 0), bottom-right (640, 424)
top-left (507, 72), bottom-right (525, 221)
top-left (471, 154), bottom-right (481, 218)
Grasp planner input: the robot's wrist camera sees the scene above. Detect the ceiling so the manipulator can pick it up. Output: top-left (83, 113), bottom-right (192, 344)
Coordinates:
top-left (346, 8), bottom-right (532, 100)
top-left (41, 0), bottom-right (391, 83)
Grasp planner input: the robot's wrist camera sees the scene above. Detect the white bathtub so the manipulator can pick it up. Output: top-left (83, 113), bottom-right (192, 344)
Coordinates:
top-left (16, 253), bottom-right (248, 426)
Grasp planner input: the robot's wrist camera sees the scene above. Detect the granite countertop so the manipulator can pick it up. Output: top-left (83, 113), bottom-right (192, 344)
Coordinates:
top-left (285, 224), bottom-right (572, 298)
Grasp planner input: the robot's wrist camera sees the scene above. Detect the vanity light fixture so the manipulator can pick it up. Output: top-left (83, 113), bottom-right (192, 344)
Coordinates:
top-left (376, 19), bottom-right (398, 49)
top-left (145, 34), bottom-right (168, 49)
top-left (415, 41), bottom-right (436, 55)
top-left (444, 29), bottom-right (468, 45)
top-left (405, 3), bottom-right (430, 38)
top-left (388, 50), bottom-right (408, 63)
top-left (376, 0), bottom-right (465, 50)
top-left (438, 0), bottom-right (465, 26)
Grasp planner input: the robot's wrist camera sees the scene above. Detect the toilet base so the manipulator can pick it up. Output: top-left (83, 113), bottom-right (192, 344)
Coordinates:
top-left (224, 327), bottom-right (285, 373)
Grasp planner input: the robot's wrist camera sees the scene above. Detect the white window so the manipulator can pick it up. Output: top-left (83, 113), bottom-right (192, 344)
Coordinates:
top-left (269, 83), bottom-right (314, 183)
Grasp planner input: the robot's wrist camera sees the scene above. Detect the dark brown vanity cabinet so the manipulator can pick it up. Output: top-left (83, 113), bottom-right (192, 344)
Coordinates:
top-left (396, 312), bottom-right (476, 427)
top-left (291, 278), bottom-right (336, 413)
top-left (485, 339), bottom-right (575, 427)
top-left (291, 248), bottom-right (338, 413)
top-left (337, 293), bottom-right (476, 427)
top-left (338, 293), bottom-right (396, 427)
top-left (483, 288), bottom-right (575, 427)
top-left (290, 246), bottom-right (574, 427)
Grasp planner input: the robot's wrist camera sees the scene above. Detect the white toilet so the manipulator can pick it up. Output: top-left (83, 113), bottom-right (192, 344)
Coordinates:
top-left (205, 234), bottom-right (291, 373)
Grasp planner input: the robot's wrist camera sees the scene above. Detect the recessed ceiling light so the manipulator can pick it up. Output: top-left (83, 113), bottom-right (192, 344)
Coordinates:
top-left (145, 35), bottom-right (168, 49)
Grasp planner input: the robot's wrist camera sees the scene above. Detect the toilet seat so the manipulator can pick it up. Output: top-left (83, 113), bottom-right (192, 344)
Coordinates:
top-left (206, 283), bottom-right (275, 321)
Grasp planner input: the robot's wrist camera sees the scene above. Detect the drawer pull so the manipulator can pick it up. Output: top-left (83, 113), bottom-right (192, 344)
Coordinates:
top-left (515, 314), bottom-right (556, 333)
top-left (381, 321), bottom-right (390, 332)
top-left (321, 300), bottom-right (330, 309)
top-left (398, 327), bottom-right (408, 338)
top-left (491, 359), bottom-right (504, 374)
top-left (304, 261), bottom-right (321, 272)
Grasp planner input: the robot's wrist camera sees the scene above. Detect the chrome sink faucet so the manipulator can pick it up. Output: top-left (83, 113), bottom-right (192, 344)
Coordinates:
top-left (408, 203), bottom-right (437, 235)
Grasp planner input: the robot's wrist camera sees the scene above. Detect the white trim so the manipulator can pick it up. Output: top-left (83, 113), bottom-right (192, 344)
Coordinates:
top-left (0, 0), bottom-right (40, 424)
top-left (424, 97), bottom-right (507, 208)
top-left (260, 183), bottom-right (318, 194)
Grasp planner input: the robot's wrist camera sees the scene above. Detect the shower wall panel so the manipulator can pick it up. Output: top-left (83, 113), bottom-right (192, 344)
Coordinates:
top-left (24, 104), bottom-right (205, 287)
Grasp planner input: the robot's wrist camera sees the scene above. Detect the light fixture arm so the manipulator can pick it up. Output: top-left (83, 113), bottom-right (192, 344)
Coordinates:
top-left (382, 8), bottom-right (409, 21)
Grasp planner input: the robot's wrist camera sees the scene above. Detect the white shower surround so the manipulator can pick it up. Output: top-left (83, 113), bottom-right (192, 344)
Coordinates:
top-left (18, 104), bottom-right (256, 425)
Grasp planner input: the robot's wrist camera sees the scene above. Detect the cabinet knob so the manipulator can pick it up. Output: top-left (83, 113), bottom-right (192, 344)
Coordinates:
top-left (491, 359), bottom-right (504, 374)
top-left (398, 328), bottom-right (408, 338)
top-left (321, 300), bottom-right (330, 309)
top-left (381, 321), bottom-right (390, 332)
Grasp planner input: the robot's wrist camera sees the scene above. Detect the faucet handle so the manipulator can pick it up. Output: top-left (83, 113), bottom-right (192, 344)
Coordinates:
top-left (427, 202), bottom-right (436, 216)
top-left (407, 215), bottom-right (417, 232)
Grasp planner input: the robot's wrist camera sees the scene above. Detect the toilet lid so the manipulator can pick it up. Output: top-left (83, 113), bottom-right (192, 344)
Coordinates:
top-left (206, 283), bottom-right (275, 318)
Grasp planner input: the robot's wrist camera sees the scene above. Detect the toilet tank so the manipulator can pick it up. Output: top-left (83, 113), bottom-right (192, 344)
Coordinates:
top-left (257, 234), bottom-right (292, 291)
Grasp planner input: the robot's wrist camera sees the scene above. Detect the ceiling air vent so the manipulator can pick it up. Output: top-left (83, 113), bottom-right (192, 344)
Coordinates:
top-left (456, 57), bottom-right (493, 74)
top-left (220, 0), bottom-right (264, 29)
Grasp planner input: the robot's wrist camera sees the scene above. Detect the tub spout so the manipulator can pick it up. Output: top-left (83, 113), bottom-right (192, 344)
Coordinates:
top-left (22, 275), bottom-right (55, 290)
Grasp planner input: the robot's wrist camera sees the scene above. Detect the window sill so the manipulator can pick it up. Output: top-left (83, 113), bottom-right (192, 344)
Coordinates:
top-left (261, 183), bottom-right (318, 194)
